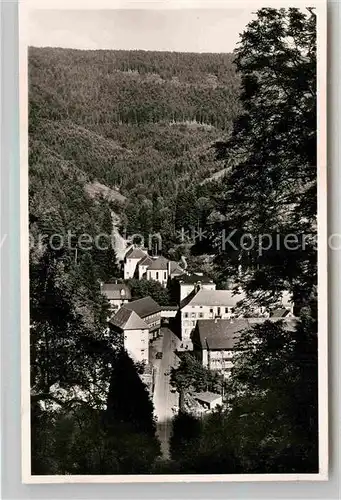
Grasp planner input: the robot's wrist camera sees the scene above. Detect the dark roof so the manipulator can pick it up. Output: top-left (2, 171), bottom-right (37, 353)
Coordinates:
top-left (124, 296), bottom-right (161, 318)
top-left (125, 247), bottom-right (147, 260)
top-left (109, 307), bottom-right (148, 330)
top-left (270, 308), bottom-right (291, 318)
top-left (193, 392), bottom-right (222, 404)
top-left (178, 273), bottom-right (214, 285)
top-left (138, 255), bottom-right (153, 267)
top-left (101, 283), bottom-right (131, 300)
top-left (194, 319), bottom-right (250, 350)
top-left (169, 261), bottom-right (184, 275)
top-left (193, 317), bottom-right (298, 350)
top-left (147, 256), bottom-right (169, 271)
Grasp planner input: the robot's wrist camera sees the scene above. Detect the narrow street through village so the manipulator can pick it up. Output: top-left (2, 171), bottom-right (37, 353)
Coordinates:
top-left (151, 327), bottom-right (181, 460)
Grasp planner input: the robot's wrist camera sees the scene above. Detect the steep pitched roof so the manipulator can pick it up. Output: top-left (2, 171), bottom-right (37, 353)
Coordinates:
top-left (101, 283), bottom-right (131, 300)
top-left (180, 288), bottom-right (245, 309)
top-left (125, 247), bottom-right (147, 260)
top-left (270, 308), bottom-right (291, 318)
top-left (146, 256), bottom-right (169, 271)
top-left (193, 317), bottom-right (297, 350)
top-left (193, 392), bottom-right (222, 404)
top-left (169, 261), bottom-right (184, 275)
top-left (194, 318), bottom-right (249, 350)
top-left (124, 296), bottom-right (161, 318)
top-left (109, 307), bottom-right (148, 330)
top-left (138, 255), bottom-right (153, 267)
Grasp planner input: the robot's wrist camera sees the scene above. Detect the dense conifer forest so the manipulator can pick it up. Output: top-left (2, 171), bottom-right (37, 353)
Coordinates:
top-left (29, 47), bottom-right (240, 240)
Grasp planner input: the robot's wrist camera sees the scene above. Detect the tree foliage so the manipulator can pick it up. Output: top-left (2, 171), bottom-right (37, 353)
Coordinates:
top-left (127, 278), bottom-right (171, 306)
top-left (170, 352), bottom-right (223, 409)
top-left (212, 7), bottom-right (317, 305)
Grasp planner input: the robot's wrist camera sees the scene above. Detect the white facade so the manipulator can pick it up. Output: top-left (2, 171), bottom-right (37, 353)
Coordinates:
top-left (181, 304), bottom-right (235, 344)
top-left (138, 264), bottom-right (149, 280)
top-left (123, 328), bottom-right (149, 364)
top-left (124, 257), bottom-right (142, 280)
top-left (202, 348), bottom-right (235, 376)
top-left (146, 268), bottom-right (169, 287)
top-left (143, 311), bottom-right (162, 339)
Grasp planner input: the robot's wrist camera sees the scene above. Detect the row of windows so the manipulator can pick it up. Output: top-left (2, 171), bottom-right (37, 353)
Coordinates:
top-left (148, 271), bottom-right (168, 280)
top-left (146, 313), bottom-right (160, 321)
top-left (183, 307), bottom-right (234, 319)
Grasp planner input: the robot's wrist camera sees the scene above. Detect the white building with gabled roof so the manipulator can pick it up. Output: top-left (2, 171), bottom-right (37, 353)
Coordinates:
top-left (123, 247), bottom-right (147, 280)
top-left (179, 288), bottom-right (246, 346)
top-left (137, 255), bottom-right (154, 280)
top-left (100, 282), bottom-right (131, 312)
top-left (109, 307), bottom-right (149, 363)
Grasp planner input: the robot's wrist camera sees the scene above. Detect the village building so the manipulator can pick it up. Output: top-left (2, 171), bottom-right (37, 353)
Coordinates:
top-left (146, 256), bottom-right (184, 287)
top-left (123, 247), bottom-right (147, 280)
top-left (100, 282), bottom-right (131, 312)
top-left (193, 391), bottom-right (223, 412)
top-left (146, 256), bottom-right (169, 286)
top-left (192, 317), bottom-right (297, 376)
top-left (124, 296), bottom-right (162, 340)
top-left (178, 273), bottom-right (216, 302)
top-left (160, 305), bottom-right (178, 325)
top-left (137, 255), bottom-right (154, 280)
top-left (270, 308), bottom-right (295, 318)
top-left (169, 260), bottom-right (185, 279)
top-left (179, 288), bottom-right (246, 346)
top-left (109, 307), bottom-right (150, 363)
top-left (191, 318), bottom-right (248, 375)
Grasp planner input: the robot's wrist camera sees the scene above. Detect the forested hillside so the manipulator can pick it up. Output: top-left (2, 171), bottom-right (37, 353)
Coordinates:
top-left (29, 48), bottom-right (240, 241)
top-left (28, 48), bottom-right (240, 473)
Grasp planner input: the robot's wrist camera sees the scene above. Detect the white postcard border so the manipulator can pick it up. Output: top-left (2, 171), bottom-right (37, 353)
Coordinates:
top-left (19, 0), bottom-right (328, 483)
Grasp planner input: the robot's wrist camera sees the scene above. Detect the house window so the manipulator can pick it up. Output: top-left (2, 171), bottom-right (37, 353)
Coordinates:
top-left (184, 312), bottom-right (189, 318)
top-left (199, 312), bottom-right (203, 318)
top-left (164, 272), bottom-right (167, 280)
top-left (191, 312), bottom-right (196, 318)
top-left (192, 321), bottom-right (196, 327)
top-left (156, 272), bottom-right (159, 280)
top-left (217, 307), bottom-right (221, 316)
top-left (225, 307), bottom-right (229, 314)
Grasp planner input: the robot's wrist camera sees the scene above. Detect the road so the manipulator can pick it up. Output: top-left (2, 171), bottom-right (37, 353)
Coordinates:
top-left (151, 327), bottom-right (180, 459)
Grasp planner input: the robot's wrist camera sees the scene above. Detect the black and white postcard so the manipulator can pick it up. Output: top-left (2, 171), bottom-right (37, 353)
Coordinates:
top-left (19, 0), bottom-right (327, 482)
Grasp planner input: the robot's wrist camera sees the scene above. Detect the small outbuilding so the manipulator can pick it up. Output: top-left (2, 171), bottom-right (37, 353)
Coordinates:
top-left (193, 391), bottom-right (223, 411)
